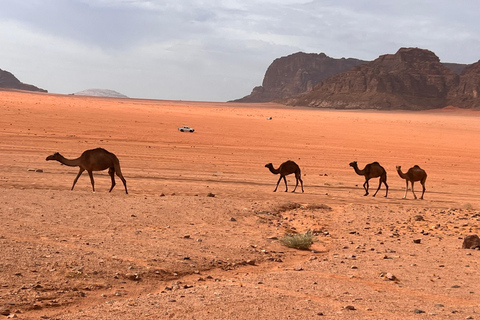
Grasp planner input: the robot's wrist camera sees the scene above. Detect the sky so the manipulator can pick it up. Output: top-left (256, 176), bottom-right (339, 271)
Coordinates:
top-left (1, 0), bottom-right (480, 102)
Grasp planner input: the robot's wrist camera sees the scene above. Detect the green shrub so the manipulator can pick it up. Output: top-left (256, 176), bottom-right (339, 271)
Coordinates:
top-left (279, 232), bottom-right (314, 250)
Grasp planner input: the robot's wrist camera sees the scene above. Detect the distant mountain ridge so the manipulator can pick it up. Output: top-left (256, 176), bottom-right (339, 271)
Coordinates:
top-left (74, 89), bottom-right (128, 98)
top-left (0, 68), bottom-right (47, 92)
top-left (234, 49), bottom-right (476, 110)
top-left (233, 52), bottom-right (367, 102)
top-left (284, 48), bottom-right (478, 110)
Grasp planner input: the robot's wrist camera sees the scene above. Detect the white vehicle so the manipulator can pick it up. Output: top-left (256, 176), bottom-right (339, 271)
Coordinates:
top-left (178, 126), bottom-right (194, 132)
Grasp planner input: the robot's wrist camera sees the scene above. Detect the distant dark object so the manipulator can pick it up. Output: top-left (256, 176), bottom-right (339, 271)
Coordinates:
top-left (267, 117), bottom-right (273, 120)
top-left (0, 68), bottom-right (47, 92)
top-left (178, 126), bottom-right (194, 132)
top-left (46, 148), bottom-right (128, 194)
top-left (462, 234), bottom-right (480, 249)
top-left (265, 160), bottom-right (304, 193)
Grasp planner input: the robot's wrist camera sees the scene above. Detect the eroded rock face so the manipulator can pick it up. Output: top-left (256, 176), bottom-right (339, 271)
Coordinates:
top-left (285, 48), bottom-right (460, 110)
top-left (233, 52), bottom-right (367, 102)
top-left (448, 60), bottom-right (480, 108)
top-left (0, 68), bottom-right (47, 92)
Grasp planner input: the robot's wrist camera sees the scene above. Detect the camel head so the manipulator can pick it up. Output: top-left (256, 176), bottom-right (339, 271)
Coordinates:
top-left (349, 161), bottom-right (357, 168)
top-left (396, 165), bottom-right (401, 171)
top-left (265, 163), bottom-right (273, 169)
top-left (46, 152), bottom-right (61, 161)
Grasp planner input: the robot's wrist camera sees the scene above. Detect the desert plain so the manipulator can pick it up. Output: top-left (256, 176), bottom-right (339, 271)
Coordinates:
top-left (0, 89), bottom-right (479, 319)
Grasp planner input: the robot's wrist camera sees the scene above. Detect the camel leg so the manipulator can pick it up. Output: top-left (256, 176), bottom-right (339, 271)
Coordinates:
top-left (411, 181), bottom-right (417, 200)
top-left (108, 168), bottom-right (116, 192)
top-left (273, 176), bottom-right (282, 192)
top-left (383, 179), bottom-right (388, 197)
top-left (420, 182), bottom-right (426, 200)
top-left (292, 178), bottom-right (298, 192)
top-left (403, 180), bottom-right (408, 199)
top-left (283, 176), bottom-right (288, 192)
top-left (87, 170), bottom-right (95, 192)
top-left (116, 172), bottom-right (128, 194)
top-left (363, 180), bottom-right (369, 196)
top-left (71, 168), bottom-right (85, 191)
top-left (372, 178), bottom-right (382, 197)
top-left (299, 176), bottom-right (304, 193)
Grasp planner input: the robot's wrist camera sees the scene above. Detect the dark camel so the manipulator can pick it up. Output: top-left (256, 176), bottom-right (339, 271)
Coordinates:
top-left (349, 161), bottom-right (388, 197)
top-left (396, 165), bottom-right (427, 199)
top-left (46, 148), bottom-right (128, 194)
top-left (265, 160), bottom-right (304, 193)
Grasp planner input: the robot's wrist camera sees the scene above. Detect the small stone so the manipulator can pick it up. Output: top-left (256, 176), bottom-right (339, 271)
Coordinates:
top-left (183, 235), bottom-right (191, 239)
top-left (344, 305), bottom-right (356, 310)
top-left (207, 193), bottom-right (215, 197)
top-left (414, 215), bottom-right (425, 221)
top-left (230, 217), bottom-right (237, 222)
top-left (0, 306), bottom-right (11, 316)
top-left (462, 234), bottom-right (480, 249)
top-left (413, 239), bottom-right (422, 244)
top-left (414, 309), bottom-right (425, 314)
top-left (35, 169), bottom-right (43, 173)
top-left (125, 273), bottom-right (140, 281)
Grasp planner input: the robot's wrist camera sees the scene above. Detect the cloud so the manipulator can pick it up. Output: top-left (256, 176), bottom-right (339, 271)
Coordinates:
top-left (1, 0), bottom-right (480, 101)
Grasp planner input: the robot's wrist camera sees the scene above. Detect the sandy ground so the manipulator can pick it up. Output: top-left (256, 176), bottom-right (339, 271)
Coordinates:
top-left (0, 89), bottom-right (479, 319)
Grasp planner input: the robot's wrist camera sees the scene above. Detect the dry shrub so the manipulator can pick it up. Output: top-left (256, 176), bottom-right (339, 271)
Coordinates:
top-left (279, 232), bottom-right (314, 250)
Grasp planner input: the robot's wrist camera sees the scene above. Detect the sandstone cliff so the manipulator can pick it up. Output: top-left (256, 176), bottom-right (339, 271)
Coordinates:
top-left (0, 68), bottom-right (47, 93)
top-left (285, 48), bottom-right (462, 110)
top-left (448, 60), bottom-right (480, 108)
top-left (232, 52), bottom-right (367, 102)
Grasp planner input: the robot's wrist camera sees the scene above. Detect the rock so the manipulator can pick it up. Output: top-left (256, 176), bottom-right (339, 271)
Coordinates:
top-left (413, 239), bottom-right (422, 244)
top-left (414, 215), bottom-right (425, 221)
top-left (344, 305), bottom-right (356, 310)
top-left (462, 234), bottom-right (480, 249)
top-left (285, 48), bottom-right (460, 110)
top-left (125, 273), bottom-right (141, 281)
top-left (0, 68), bottom-right (47, 92)
top-left (35, 169), bottom-right (43, 173)
top-left (230, 217), bottom-right (237, 222)
top-left (0, 306), bottom-right (11, 316)
top-left (207, 193), bottom-right (215, 197)
top-left (414, 309), bottom-right (425, 314)
top-left (232, 52), bottom-right (367, 102)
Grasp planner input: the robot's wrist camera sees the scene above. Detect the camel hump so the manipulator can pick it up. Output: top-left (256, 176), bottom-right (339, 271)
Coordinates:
top-left (413, 165), bottom-right (420, 168)
top-left (372, 161), bottom-right (380, 165)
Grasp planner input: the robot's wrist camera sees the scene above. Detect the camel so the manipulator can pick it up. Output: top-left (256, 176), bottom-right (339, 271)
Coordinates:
top-left (349, 161), bottom-right (388, 197)
top-left (46, 148), bottom-right (128, 194)
top-left (265, 160), bottom-right (304, 193)
top-left (396, 165), bottom-right (427, 199)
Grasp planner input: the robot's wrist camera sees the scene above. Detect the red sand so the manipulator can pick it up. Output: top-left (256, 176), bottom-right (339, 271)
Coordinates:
top-left (1, 89), bottom-right (479, 319)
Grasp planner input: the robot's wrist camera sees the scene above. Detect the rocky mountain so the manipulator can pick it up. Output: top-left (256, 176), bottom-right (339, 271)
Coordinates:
top-left (0, 68), bottom-right (47, 92)
top-left (74, 89), bottom-right (128, 98)
top-left (284, 48), bottom-right (477, 110)
top-left (448, 60), bottom-right (480, 108)
top-left (232, 52), bottom-right (368, 102)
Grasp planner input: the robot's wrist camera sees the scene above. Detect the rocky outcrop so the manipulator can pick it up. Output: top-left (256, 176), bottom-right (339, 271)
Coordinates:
top-left (232, 52), bottom-right (367, 102)
top-left (284, 48), bottom-right (461, 110)
top-left (0, 68), bottom-right (47, 92)
top-left (448, 60), bottom-right (480, 108)
top-left (74, 89), bottom-right (129, 98)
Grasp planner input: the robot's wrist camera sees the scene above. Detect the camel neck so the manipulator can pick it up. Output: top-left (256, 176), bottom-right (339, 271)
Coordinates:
top-left (396, 168), bottom-right (407, 179)
top-left (267, 166), bottom-right (280, 175)
top-left (352, 165), bottom-right (364, 176)
top-left (56, 155), bottom-right (81, 167)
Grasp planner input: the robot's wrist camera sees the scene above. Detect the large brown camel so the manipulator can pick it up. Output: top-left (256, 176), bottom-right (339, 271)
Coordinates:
top-left (46, 148), bottom-right (128, 194)
top-left (265, 160), bottom-right (304, 193)
top-left (396, 165), bottom-right (427, 199)
top-left (349, 161), bottom-right (388, 197)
